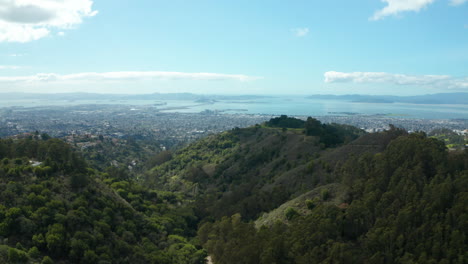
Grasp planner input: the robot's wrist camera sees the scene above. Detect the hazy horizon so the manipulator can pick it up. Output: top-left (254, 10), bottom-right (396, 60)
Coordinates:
top-left (0, 91), bottom-right (468, 97)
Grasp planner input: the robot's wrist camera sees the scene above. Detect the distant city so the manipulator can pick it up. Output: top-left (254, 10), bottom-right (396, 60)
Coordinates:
top-left (1, 102), bottom-right (466, 151)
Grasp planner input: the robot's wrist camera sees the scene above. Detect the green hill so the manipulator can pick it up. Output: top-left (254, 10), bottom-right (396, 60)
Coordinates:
top-left (146, 117), bottom-right (367, 221)
top-left (145, 116), bottom-right (466, 264)
top-left (0, 137), bottom-right (205, 264)
top-left (195, 129), bottom-right (468, 264)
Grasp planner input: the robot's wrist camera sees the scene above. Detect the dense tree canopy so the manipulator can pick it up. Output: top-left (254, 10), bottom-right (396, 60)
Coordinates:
top-left (0, 137), bottom-right (205, 263)
top-left (198, 133), bottom-right (468, 264)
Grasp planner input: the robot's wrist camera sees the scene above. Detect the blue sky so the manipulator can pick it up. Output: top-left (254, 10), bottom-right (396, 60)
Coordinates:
top-left (0, 0), bottom-right (467, 95)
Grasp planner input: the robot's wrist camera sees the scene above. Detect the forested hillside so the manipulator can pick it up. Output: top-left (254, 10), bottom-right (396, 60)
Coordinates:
top-left (198, 133), bottom-right (467, 263)
top-left (148, 116), bottom-right (467, 264)
top-left (0, 137), bottom-right (205, 263)
top-left (147, 116), bottom-right (366, 221)
top-left (0, 116), bottom-right (466, 263)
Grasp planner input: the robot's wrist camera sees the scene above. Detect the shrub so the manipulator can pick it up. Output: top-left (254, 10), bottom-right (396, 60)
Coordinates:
top-left (8, 247), bottom-right (29, 263)
top-left (285, 207), bottom-right (299, 220)
top-left (28, 246), bottom-right (41, 259)
top-left (306, 199), bottom-right (317, 210)
top-left (321, 189), bottom-right (330, 201)
top-left (41, 256), bottom-right (53, 264)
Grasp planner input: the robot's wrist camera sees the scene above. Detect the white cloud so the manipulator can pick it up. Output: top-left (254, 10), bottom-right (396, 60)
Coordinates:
top-left (0, 65), bottom-right (21, 69)
top-left (0, 71), bottom-right (263, 93)
top-left (57, 31), bottom-right (65, 36)
top-left (324, 71), bottom-right (468, 90)
top-left (370, 0), bottom-right (467, 20)
top-left (0, 71), bottom-right (262, 83)
top-left (370, 0), bottom-right (435, 20)
top-left (8, 53), bottom-right (27, 57)
top-left (450, 0), bottom-right (468, 5)
top-left (0, 0), bottom-right (97, 42)
top-left (291, 27), bottom-right (309, 37)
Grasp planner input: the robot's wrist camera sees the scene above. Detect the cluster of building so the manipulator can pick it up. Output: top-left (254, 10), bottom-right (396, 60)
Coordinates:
top-left (1, 104), bottom-right (466, 149)
top-left (314, 115), bottom-right (468, 134)
top-left (0, 105), bottom-right (270, 148)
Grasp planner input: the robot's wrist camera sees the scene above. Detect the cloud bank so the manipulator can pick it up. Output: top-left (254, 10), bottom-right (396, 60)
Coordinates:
top-left (0, 65), bottom-right (21, 69)
top-left (0, 71), bottom-right (262, 83)
top-left (0, 0), bottom-right (97, 42)
top-left (324, 71), bottom-right (468, 90)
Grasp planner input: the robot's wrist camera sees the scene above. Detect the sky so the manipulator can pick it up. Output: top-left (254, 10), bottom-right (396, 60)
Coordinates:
top-left (0, 0), bottom-right (467, 95)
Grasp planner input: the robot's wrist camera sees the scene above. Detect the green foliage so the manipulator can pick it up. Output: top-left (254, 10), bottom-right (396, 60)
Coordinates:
top-left (28, 246), bottom-right (40, 259)
top-left (265, 115), bottom-right (306, 128)
top-left (147, 150), bottom-right (173, 168)
top-left (305, 198), bottom-right (318, 210)
top-left (77, 135), bottom-right (162, 172)
top-left (41, 256), bottom-right (53, 264)
top-left (8, 247), bottom-right (29, 263)
top-left (32, 233), bottom-right (46, 248)
top-left (0, 137), bottom-right (205, 263)
top-left (429, 128), bottom-right (466, 149)
top-left (70, 173), bottom-right (89, 189)
top-left (321, 189), bottom-right (330, 201)
top-left (2, 124), bottom-right (465, 264)
top-left (305, 117), bottom-right (365, 147)
top-left (264, 115), bottom-right (365, 148)
top-left (149, 125), bottom-right (327, 221)
top-left (82, 250), bottom-right (99, 264)
top-left (199, 133), bottom-right (468, 263)
top-left (284, 207), bottom-right (299, 220)
top-left (199, 214), bottom-right (258, 264)
top-left (41, 133), bottom-right (51, 141)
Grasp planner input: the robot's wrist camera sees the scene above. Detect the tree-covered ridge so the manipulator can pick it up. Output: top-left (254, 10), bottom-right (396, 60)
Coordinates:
top-left (0, 136), bottom-right (87, 176)
top-left (266, 115), bottom-right (365, 147)
top-left (0, 138), bottom-right (205, 264)
top-left (147, 117), bottom-right (386, 223)
top-left (198, 133), bottom-right (468, 264)
top-left (265, 115), bottom-right (306, 128)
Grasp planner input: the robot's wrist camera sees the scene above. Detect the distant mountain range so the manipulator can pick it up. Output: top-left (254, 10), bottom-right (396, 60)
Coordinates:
top-left (1, 92), bottom-right (467, 105)
top-left (307, 92), bottom-right (468, 105)
top-left (0, 92), bottom-right (270, 101)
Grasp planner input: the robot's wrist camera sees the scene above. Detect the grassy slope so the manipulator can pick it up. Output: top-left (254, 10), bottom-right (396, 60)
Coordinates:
top-left (254, 183), bottom-right (347, 228)
top-left (147, 124), bottom-right (405, 222)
